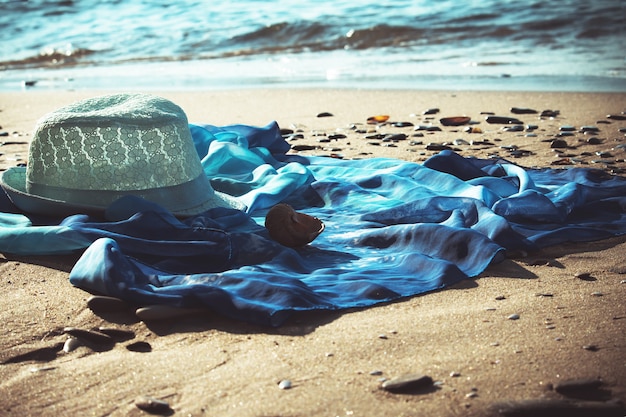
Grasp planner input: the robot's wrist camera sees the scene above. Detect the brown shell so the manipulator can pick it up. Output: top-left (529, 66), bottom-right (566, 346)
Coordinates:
top-left (265, 203), bottom-right (325, 247)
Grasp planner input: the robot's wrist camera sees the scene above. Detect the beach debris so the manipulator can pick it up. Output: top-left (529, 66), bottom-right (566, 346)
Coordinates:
top-left (490, 398), bottom-right (624, 417)
top-left (510, 107), bottom-right (537, 114)
top-left (265, 203), bottom-right (325, 247)
top-left (135, 395), bottom-right (172, 413)
top-left (485, 115), bottom-right (523, 125)
top-left (439, 116), bottom-right (471, 126)
top-left (278, 379), bottom-right (292, 390)
top-left (381, 374), bottom-right (433, 393)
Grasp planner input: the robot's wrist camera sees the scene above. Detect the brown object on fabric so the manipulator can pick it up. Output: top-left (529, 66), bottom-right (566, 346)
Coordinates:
top-left (265, 203), bottom-right (325, 247)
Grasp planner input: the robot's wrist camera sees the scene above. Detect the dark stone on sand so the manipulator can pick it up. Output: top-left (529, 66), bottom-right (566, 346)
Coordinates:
top-left (384, 133), bottom-right (407, 141)
top-left (316, 112), bottom-right (333, 117)
top-left (381, 374), bottom-right (433, 393)
top-left (607, 114), bottom-right (626, 121)
top-left (582, 344), bottom-right (599, 351)
top-left (414, 125), bottom-right (442, 132)
top-left (393, 121), bottom-right (414, 127)
top-left (541, 110), bottom-right (560, 118)
top-left (63, 327), bottom-right (114, 346)
top-left (580, 126), bottom-right (600, 133)
top-left (557, 132), bottom-right (574, 137)
top-left (560, 125), bottom-right (576, 132)
top-left (587, 137), bottom-right (602, 145)
top-left (485, 116), bottom-right (523, 125)
top-left (440, 116), bottom-right (471, 126)
top-left (423, 108), bottom-right (439, 115)
top-left (426, 143), bottom-right (452, 151)
top-left (550, 139), bottom-right (568, 149)
top-left (291, 144), bottom-right (318, 151)
top-left (126, 341), bottom-right (152, 352)
top-left (0, 132), bottom-right (8, 137)
top-left (491, 398), bottom-right (624, 417)
top-left (280, 128), bottom-right (294, 135)
top-left (328, 133), bottom-right (347, 140)
top-left (135, 396), bottom-right (172, 413)
top-left (502, 125), bottom-right (524, 132)
top-left (619, 128), bottom-right (626, 133)
top-left (526, 124), bottom-right (538, 131)
top-left (510, 107), bottom-right (537, 114)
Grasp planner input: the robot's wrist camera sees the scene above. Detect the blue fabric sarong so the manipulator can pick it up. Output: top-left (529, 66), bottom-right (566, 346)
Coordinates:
top-left (1, 121), bottom-right (625, 326)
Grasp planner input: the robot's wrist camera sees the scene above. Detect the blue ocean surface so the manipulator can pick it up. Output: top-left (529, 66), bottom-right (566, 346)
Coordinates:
top-left (1, 0), bottom-right (625, 91)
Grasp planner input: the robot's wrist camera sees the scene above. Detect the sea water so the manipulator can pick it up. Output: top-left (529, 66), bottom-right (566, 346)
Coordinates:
top-left (1, 0), bottom-right (625, 91)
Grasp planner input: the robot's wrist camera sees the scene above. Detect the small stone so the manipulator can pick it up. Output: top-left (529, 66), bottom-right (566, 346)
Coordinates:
top-left (440, 116), bottom-right (471, 126)
top-left (540, 109), bottom-right (560, 118)
top-left (607, 114), bottom-right (626, 121)
top-left (550, 139), bottom-right (568, 149)
top-left (510, 107), bottom-right (537, 114)
top-left (582, 344), bottom-right (599, 351)
top-left (450, 371), bottom-right (461, 377)
top-left (393, 121), bottom-right (414, 128)
top-left (423, 108), bottom-right (440, 115)
top-left (591, 291), bottom-right (604, 297)
top-left (316, 112), bottom-right (333, 118)
top-left (587, 137), bottom-right (602, 144)
top-left (559, 125), bottom-right (576, 132)
top-left (291, 144), bottom-right (318, 151)
top-left (465, 391), bottom-right (478, 398)
top-left (507, 314), bottom-right (520, 320)
top-left (378, 334), bottom-right (388, 340)
top-left (370, 370), bottom-right (383, 376)
top-left (327, 133), bottom-right (346, 140)
top-left (381, 374), bottom-right (433, 393)
top-left (580, 126), bottom-right (600, 133)
top-left (495, 295), bottom-right (506, 300)
top-left (278, 379), bottom-right (292, 389)
top-left (135, 396), bottom-right (171, 413)
top-left (485, 116), bottom-right (523, 125)
top-left (575, 272), bottom-right (595, 281)
top-left (126, 341), bottom-right (152, 352)
top-left (62, 337), bottom-right (81, 353)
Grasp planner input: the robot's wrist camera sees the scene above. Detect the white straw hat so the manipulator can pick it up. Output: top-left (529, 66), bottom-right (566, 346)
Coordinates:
top-left (0, 93), bottom-right (244, 217)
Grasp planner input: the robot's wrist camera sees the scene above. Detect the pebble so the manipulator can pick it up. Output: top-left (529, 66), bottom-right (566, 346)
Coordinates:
top-left (591, 291), bottom-right (604, 297)
top-left (381, 374), bottom-right (433, 393)
top-left (510, 107), bottom-right (537, 114)
top-left (582, 344), bottom-right (599, 351)
top-left (540, 109), bottom-right (560, 118)
top-left (550, 139), bottom-right (568, 149)
top-left (423, 108), bottom-right (440, 115)
top-left (393, 121), bottom-right (414, 128)
top-left (278, 379), bottom-right (292, 389)
top-left (135, 395), bottom-right (172, 413)
top-left (126, 341), bottom-right (152, 352)
top-left (63, 327), bottom-right (114, 346)
top-left (327, 133), bottom-right (346, 140)
top-left (502, 125), bottom-right (524, 132)
top-left (440, 116), bottom-right (471, 126)
top-left (507, 314), bottom-right (520, 320)
top-left (559, 125), bottom-right (576, 132)
top-left (316, 112), bottom-right (333, 118)
top-left (580, 126), bottom-right (600, 133)
top-left (62, 337), bottom-right (81, 353)
top-left (587, 137), bottom-right (602, 144)
top-left (485, 115), bottom-right (523, 125)
top-left (607, 114), bottom-right (626, 121)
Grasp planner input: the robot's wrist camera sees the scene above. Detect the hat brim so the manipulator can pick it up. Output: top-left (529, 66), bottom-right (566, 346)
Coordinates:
top-left (1, 167), bottom-right (245, 218)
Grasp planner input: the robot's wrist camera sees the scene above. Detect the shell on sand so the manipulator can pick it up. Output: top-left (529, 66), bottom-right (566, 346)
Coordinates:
top-left (265, 203), bottom-right (325, 247)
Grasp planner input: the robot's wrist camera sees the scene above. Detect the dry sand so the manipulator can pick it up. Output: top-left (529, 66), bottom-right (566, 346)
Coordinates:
top-left (0, 89), bottom-right (625, 416)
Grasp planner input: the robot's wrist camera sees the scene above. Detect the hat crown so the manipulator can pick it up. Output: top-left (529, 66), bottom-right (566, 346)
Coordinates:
top-left (27, 93), bottom-right (202, 194)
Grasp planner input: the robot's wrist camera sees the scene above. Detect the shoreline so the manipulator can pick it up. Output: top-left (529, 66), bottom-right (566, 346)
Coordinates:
top-left (1, 88), bottom-right (625, 416)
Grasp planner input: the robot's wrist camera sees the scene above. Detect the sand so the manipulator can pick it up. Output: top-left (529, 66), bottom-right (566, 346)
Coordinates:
top-left (0, 89), bottom-right (625, 416)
